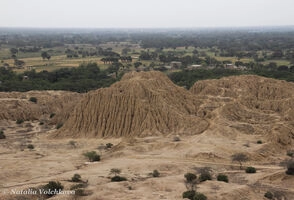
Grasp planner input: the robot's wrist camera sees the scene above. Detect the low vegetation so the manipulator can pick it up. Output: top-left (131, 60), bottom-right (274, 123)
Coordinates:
top-left (106, 143), bottom-right (113, 149)
top-left (42, 181), bottom-right (64, 197)
top-left (287, 150), bottom-right (294, 157)
top-left (193, 192), bottom-right (207, 200)
top-left (70, 183), bottom-right (88, 190)
top-left (173, 135), bottom-right (181, 142)
top-left (0, 130), bottom-right (6, 139)
top-left (68, 140), bottom-right (77, 148)
top-left (245, 166), bottom-right (256, 173)
top-left (16, 119), bottom-right (24, 124)
top-left (70, 181), bottom-right (90, 197)
top-left (111, 176), bottom-right (127, 182)
top-left (56, 123), bottom-right (63, 129)
top-left (152, 170), bottom-right (160, 177)
top-left (27, 144), bottom-right (34, 150)
top-left (264, 191), bottom-right (274, 199)
top-left (286, 159), bottom-right (294, 175)
top-left (49, 113), bottom-right (55, 118)
top-left (71, 174), bottom-right (82, 182)
top-left (29, 97), bottom-right (37, 103)
top-left (217, 174), bottom-right (229, 183)
top-left (109, 168), bottom-right (127, 182)
top-left (182, 190), bottom-right (196, 200)
top-left (83, 151), bottom-right (100, 162)
top-left (198, 168), bottom-right (212, 182)
top-left (182, 172), bottom-right (207, 200)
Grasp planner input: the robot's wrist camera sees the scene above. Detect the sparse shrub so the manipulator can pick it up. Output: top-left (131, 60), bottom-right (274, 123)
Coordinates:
top-left (232, 153), bottom-right (249, 169)
top-left (199, 168), bottom-right (212, 182)
top-left (29, 97), bottom-right (37, 103)
top-left (264, 191), bottom-right (273, 199)
top-left (70, 183), bottom-right (88, 190)
top-left (272, 190), bottom-right (285, 199)
top-left (83, 151), bottom-right (100, 162)
top-left (111, 176), bottom-right (127, 182)
top-left (97, 144), bottom-right (106, 155)
top-left (152, 170), bottom-right (160, 177)
top-left (110, 168), bottom-right (121, 176)
top-left (257, 140), bottom-right (262, 144)
top-left (74, 189), bottom-right (88, 196)
top-left (106, 143), bottom-right (113, 149)
top-left (217, 174), bottom-right (228, 183)
top-left (0, 130), bottom-right (6, 139)
top-left (182, 190), bottom-right (196, 200)
top-left (49, 113), bottom-right (55, 118)
top-left (286, 159), bottom-right (294, 175)
top-left (184, 173), bottom-right (197, 191)
top-left (69, 140), bottom-right (77, 147)
top-left (16, 119), bottom-right (24, 124)
top-left (193, 192), bottom-right (207, 200)
top-left (42, 181), bottom-right (64, 197)
top-left (109, 168), bottom-right (126, 182)
top-left (185, 173), bottom-right (197, 183)
top-left (243, 142), bottom-right (250, 147)
top-left (27, 144), bottom-right (34, 150)
top-left (56, 123), bottom-right (63, 129)
top-left (71, 174), bottom-right (82, 182)
top-left (173, 135), bottom-right (181, 142)
top-left (245, 166), bottom-right (256, 173)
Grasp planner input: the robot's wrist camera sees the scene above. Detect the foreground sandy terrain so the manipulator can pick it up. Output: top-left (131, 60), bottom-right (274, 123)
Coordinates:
top-left (0, 119), bottom-right (293, 200)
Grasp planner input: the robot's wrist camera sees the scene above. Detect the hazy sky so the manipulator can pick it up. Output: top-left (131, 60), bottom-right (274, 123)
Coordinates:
top-left (1, 0), bottom-right (294, 28)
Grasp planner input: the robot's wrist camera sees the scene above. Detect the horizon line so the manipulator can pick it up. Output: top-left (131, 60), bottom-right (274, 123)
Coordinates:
top-left (1, 25), bottom-right (294, 30)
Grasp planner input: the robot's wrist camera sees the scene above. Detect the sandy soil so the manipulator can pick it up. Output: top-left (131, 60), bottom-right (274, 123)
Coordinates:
top-left (0, 120), bottom-right (293, 200)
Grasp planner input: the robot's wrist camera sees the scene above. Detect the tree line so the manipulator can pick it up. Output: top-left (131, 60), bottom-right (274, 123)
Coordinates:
top-left (0, 62), bottom-right (115, 92)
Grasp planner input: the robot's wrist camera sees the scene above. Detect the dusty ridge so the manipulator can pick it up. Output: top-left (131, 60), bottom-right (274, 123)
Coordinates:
top-left (57, 71), bottom-right (208, 138)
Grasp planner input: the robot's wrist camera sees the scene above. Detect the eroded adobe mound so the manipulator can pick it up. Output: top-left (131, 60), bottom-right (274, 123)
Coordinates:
top-left (191, 75), bottom-right (294, 146)
top-left (0, 91), bottom-right (81, 123)
top-left (57, 71), bottom-right (209, 137)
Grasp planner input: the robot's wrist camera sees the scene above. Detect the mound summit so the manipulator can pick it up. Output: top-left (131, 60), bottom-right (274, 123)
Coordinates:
top-left (57, 71), bottom-right (208, 138)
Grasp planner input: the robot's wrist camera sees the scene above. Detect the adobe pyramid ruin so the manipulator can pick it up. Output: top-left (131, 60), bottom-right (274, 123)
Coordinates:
top-left (57, 71), bottom-right (209, 137)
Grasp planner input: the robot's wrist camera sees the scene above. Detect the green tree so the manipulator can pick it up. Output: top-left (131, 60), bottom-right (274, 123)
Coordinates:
top-left (41, 52), bottom-right (50, 60)
top-left (10, 48), bottom-right (18, 55)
